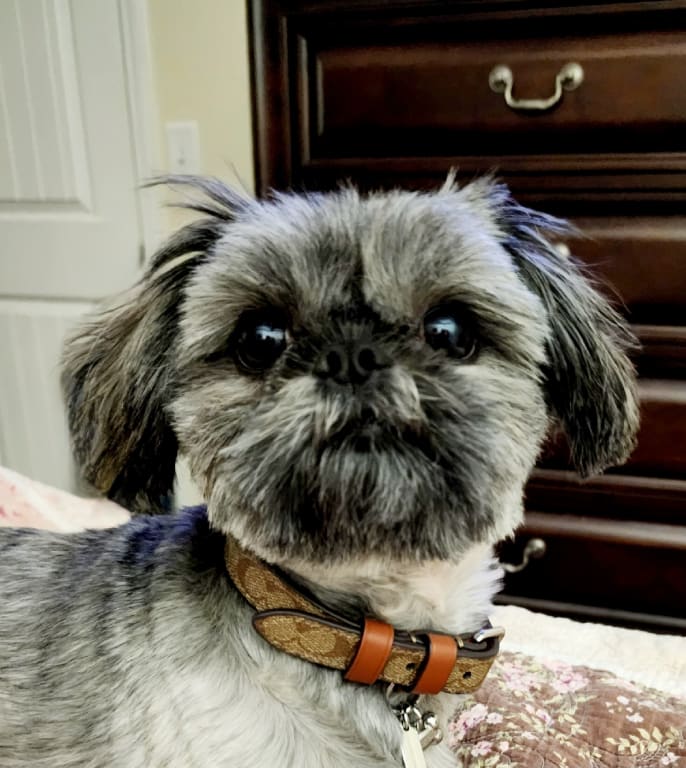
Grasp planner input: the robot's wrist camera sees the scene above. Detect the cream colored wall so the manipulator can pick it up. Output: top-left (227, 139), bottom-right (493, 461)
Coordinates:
top-left (146, 0), bottom-right (255, 505)
top-left (146, 0), bottom-right (255, 194)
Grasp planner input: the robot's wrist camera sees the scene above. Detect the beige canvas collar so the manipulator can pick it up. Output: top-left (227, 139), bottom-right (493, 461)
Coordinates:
top-left (225, 535), bottom-right (502, 695)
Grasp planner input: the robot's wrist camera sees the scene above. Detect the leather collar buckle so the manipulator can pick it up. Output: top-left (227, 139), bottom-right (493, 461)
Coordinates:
top-left (225, 535), bottom-right (502, 696)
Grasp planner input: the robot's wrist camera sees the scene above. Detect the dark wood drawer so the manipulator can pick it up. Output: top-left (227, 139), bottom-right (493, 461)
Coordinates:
top-left (526, 469), bottom-right (686, 527)
top-left (566, 218), bottom-right (686, 327)
top-left (634, 326), bottom-right (686, 379)
top-left (624, 381), bottom-right (686, 477)
top-left (540, 380), bottom-right (686, 479)
top-left (309, 31), bottom-right (686, 161)
top-left (299, 157), bottom-right (686, 217)
top-left (255, 0), bottom-right (686, 212)
top-left (498, 512), bottom-right (686, 633)
top-left (558, 218), bottom-right (686, 376)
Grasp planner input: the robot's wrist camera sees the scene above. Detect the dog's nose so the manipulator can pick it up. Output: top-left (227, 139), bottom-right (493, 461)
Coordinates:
top-left (315, 343), bottom-right (389, 384)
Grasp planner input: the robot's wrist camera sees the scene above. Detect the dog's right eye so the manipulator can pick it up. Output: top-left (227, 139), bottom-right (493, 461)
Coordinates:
top-left (234, 310), bottom-right (288, 372)
top-left (423, 304), bottom-right (477, 360)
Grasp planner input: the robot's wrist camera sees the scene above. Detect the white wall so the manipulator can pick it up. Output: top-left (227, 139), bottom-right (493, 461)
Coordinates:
top-left (145, 0), bottom-right (256, 504)
top-left (147, 0), bottom-right (255, 191)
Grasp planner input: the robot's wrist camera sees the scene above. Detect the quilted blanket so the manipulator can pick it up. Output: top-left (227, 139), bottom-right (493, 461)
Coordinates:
top-left (451, 651), bottom-right (685, 767)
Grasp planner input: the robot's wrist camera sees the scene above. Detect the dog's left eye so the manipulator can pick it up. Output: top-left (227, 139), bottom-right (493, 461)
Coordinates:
top-left (234, 311), bottom-right (288, 371)
top-left (423, 305), bottom-right (477, 360)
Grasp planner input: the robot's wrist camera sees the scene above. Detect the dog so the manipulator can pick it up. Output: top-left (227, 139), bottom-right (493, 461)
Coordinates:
top-left (0, 175), bottom-right (638, 767)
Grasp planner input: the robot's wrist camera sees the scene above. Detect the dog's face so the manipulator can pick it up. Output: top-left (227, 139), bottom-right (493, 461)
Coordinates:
top-left (174, 184), bottom-right (552, 562)
top-left (62, 176), bottom-right (639, 563)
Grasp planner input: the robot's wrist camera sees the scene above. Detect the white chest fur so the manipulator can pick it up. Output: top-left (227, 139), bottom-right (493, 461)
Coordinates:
top-left (282, 542), bottom-right (501, 635)
top-left (124, 650), bottom-right (461, 768)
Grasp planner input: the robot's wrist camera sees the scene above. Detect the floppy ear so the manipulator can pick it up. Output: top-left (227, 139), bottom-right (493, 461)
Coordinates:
top-left (61, 176), bottom-right (246, 513)
top-left (486, 183), bottom-right (640, 475)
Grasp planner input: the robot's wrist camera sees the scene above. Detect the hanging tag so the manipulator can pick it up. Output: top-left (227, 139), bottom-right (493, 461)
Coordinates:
top-left (418, 713), bottom-right (443, 750)
top-left (401, 727), bottom-right (427, 768)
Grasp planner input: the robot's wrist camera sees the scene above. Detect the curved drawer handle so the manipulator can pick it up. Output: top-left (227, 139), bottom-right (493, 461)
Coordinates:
top-left (501, 537), bottom-right (547, 574)
top-left (489, 62), bottom-right (584, 112)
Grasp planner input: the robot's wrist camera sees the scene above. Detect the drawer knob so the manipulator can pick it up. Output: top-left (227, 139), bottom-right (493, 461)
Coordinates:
top-left (489, 62), bottom-right (584, 112)
top-left (501, 537), bottom-right (547, 573)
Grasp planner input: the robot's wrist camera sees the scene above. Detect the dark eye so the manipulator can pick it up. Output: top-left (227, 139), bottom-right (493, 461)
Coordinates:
top-left (234, 310), bottom-right (288, 371)
top-left (423, 305), bottom-right (477, 360)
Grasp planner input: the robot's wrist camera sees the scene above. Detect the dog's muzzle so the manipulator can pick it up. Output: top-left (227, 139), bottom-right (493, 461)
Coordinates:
top-left (225, 535), bottom-right (502, 695)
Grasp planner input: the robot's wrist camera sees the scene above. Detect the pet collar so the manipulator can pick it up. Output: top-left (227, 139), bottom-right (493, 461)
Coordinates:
top-left (225, 535), bottom-right (502, 695)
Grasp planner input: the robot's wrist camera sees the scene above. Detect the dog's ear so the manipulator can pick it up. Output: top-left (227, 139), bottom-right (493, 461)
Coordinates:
top-left (477, 181), bottom-right (640, 475)
top-left (61, 176), bottom-right (246, 513)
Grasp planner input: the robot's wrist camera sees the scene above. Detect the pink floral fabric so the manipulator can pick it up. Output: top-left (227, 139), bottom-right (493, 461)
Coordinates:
top-left (0, 466), bottom-right (129, 531)
top-left (449, 651), bottom-right (686, 767)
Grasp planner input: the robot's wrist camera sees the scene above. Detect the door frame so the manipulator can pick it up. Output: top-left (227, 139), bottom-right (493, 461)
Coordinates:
top-left (118, 0), bottom-right (162, 261)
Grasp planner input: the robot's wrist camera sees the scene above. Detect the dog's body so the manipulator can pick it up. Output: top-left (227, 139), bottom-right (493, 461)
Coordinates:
top-left (0, 177), bottom-right (638, 767)
top-left (0, 507), bottom-right (494, 767)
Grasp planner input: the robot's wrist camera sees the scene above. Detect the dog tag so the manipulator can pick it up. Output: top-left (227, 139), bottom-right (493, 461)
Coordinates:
top-left (401, 727), bottom-right (427, 768)
top-left (418, 713), bottom-right (443, 749)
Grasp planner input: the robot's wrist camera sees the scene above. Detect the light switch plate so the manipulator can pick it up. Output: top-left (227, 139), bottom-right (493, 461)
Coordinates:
top-left (165, 121), bottom-right (201, 174)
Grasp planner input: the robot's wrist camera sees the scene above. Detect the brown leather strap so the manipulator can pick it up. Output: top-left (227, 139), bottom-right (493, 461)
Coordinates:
top-left (225, 535), bottom-right (501, 696)
top-left (411, 633), bottom-right (459, 695)
top-left (251, 610), bottom-right (497, 694)
top-left (344, 618), bottom-right (395, 685)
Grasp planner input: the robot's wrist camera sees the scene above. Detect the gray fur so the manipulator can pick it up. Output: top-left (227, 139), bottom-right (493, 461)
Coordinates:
top-left (0, 176), bottom-right (639, 766)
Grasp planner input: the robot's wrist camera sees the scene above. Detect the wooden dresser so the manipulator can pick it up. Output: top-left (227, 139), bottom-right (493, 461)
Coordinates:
top-left (248, 0), bottom-right (686, 633)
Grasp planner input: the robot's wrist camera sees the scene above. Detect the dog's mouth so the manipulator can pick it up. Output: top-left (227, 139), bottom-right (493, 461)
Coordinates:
top-left (325, 414), bottom-right (438, 462)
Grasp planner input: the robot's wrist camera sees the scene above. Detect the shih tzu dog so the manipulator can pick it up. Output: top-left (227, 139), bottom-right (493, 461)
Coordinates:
top-left (0, 175), bottom-right (638, 768)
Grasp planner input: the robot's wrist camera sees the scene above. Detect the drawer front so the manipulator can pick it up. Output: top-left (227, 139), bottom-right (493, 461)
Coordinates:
top-left (299, 162), bottom-right (686, 218)
top-left (539, 380), bottom-right (686, 479)
top-left (499, 512), bottom-right (686, 631)
top-left (634, 326), bottom-right (686, 379)
top-left (566, 218), bottom-right (686, 327)
top-left (560, 218), bottom-right (686, 376)
top-left (309, 32), bottom-right (686, 161)
top-left (255, 1), bottom-right (686, 210)
top-left (526, 469), bottom-right (686, 526)
top-left (625, 381), bottom-right (686, 477)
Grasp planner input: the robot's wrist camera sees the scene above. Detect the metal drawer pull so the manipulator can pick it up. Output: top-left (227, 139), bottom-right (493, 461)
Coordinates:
top-left (501, 537), bottom-right (547, 573)
top-left (488, 63), bottom-right (584, 112)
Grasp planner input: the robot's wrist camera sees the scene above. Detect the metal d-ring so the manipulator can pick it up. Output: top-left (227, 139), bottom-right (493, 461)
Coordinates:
top-left (488, 62), bottom-right (584, 112)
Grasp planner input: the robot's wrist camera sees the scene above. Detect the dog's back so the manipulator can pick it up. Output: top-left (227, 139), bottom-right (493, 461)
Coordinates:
top-left (0, 509), bottom-right (238, 767)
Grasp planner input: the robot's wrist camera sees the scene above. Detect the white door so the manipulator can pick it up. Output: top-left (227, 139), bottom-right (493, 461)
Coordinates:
top-left (0, 0), bottom-right (145, 490)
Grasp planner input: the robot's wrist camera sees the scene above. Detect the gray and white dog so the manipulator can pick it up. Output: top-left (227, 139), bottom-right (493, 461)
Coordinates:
top-left (0, 176), bottom-right (638, 768)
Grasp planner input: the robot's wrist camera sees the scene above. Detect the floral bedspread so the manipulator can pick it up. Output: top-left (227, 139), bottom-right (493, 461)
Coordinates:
top-left (449, 651), bottom-right (686, 767)
top-left (0, 465), bottom-right (128, 531)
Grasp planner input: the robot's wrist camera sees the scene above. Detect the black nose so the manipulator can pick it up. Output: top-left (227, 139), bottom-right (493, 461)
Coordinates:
top-left (315, 343), bottom-right (388, 384)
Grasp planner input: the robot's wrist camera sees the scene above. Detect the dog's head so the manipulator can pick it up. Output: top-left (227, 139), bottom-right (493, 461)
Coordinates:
top-left (62, 176), bottom-right (638, 562)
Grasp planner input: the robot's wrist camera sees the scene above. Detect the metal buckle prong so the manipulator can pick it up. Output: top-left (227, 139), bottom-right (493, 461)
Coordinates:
top-left (473, 625), bottom-right (506, 643)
